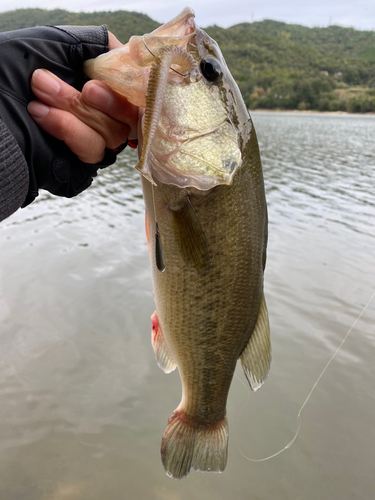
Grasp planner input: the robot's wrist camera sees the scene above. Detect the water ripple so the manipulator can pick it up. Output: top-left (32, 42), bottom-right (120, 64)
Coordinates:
top-left (253, 112), bottom-right (375, 239)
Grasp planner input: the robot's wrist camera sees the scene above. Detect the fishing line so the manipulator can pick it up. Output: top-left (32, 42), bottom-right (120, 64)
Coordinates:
top-left (142, 37), bottom-right (189, 78)
top-left (235, 289), bottom-right (375, 463)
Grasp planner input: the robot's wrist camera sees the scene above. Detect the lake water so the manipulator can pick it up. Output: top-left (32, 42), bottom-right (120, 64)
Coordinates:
top-left (0, 112), bottom-right (374, 499)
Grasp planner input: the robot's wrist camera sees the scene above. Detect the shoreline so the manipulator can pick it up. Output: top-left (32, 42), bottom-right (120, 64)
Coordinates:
top-left (250, 108), bottom-right (375, 115)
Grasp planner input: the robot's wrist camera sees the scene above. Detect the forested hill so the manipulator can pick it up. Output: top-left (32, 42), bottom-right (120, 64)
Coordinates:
top-left (1, 8), bottom-right (375, 112)
top-left (0, 9), bottom-right (159, 40)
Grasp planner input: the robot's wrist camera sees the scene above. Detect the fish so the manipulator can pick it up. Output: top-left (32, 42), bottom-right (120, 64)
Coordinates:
top-left (84, 7), bottom-right (271, 479)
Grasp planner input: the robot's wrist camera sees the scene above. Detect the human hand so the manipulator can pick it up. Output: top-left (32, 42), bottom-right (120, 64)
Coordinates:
top-left (28, 32), bottom-right (138, 165)
top-left (0, 25), bottom-right (135, 206)
top-left (28, 71), bottom-right (138, 164)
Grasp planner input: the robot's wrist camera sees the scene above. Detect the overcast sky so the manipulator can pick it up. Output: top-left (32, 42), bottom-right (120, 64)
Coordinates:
top-left (1, 0), bottom-right (375, 31)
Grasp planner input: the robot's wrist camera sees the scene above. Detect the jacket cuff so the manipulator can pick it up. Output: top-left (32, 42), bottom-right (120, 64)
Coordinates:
top-left (55, 25), bottom-right (109, 46)
top-left (54, 25), bottom-right (109, 59)
top-left (0, 119), bottom-right (29, 221)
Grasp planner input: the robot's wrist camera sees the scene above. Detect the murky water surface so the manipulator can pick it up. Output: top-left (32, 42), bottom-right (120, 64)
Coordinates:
top-left (0, 112), bottom-right (374, 499)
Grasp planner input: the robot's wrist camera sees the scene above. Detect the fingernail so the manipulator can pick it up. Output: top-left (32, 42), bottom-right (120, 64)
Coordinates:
top-left (85, 82), bottom-right (114, 110)
top-left (32, 69), bottom-right (61, 96)
top-left (28, 101), bottom-right (50, 119)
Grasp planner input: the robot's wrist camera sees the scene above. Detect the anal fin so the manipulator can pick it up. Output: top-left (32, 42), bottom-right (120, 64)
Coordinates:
top-left (240, 292), bottom-right (271, 391)
top-left (151, 311), bottom-right (177, 374)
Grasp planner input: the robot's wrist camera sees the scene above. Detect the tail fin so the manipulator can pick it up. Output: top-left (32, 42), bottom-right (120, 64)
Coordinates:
top-left (160, 409), bottom-right (228, 479)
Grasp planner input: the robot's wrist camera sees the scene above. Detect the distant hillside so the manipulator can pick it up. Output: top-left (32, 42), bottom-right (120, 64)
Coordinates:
top-left (0, 8), bottom-right (159, 42)
top-left (1, 9), bottom-right (375, 112)
top-left (205, 21), bottom-right (375, 112)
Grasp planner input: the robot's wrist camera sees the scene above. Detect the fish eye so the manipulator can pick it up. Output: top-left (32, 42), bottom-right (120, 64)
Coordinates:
top-left (200, 58), bottom-right (223, 83)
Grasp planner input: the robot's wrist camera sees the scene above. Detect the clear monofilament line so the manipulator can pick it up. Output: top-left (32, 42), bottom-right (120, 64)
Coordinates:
top-left (236, 289), bottom-right (375, 463)
top-left (142, 37), bottom-right (190, 77)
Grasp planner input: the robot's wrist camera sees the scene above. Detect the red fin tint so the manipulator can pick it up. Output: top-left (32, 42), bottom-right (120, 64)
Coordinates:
top-left (151, 311), bottom-right (176, 374)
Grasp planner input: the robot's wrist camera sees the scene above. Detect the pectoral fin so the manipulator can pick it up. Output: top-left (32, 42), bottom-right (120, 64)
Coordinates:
top-left (172, 196), bottom-right (209, 271)
top-left (151, 311), bottom-right (177, 373)
top-left (240, 293), bottom-right (271, 391)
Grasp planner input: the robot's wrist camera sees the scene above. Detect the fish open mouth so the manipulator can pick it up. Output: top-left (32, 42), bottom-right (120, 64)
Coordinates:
top-left (84, 6), bottom-right (243, 190)
top-left (136, 49), bottom-right (242, 190)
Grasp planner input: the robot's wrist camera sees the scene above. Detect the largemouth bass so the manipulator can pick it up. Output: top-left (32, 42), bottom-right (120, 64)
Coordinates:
top-left (85, 7), bottom-right (271, 479)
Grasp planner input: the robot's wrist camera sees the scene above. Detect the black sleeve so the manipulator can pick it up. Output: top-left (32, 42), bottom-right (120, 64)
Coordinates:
top-left (0, 119), bottom-right (29, 222)
top-left (0, 25), bottom-right (119, 218)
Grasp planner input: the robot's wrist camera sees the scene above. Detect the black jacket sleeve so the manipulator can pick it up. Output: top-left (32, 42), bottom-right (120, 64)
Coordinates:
top-left (0, 25), bottom-right (120, 222)
top-left (0, 118), bottom-right (29, 222)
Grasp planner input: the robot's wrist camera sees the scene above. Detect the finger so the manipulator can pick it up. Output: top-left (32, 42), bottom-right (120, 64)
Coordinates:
top-left (30, 69), bottom-right (129, 149)
top-left (82, 80), bottom-right (138, 138)
top-left (28, 100), bottom-right (106, 164)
